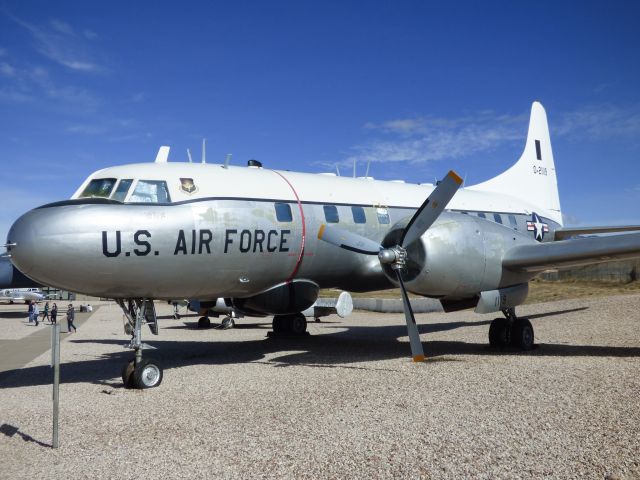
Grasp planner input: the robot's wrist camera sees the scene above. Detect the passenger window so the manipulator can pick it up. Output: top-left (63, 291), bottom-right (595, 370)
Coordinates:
top-left (111, 179), bottom-right (133, 202)
top-left (508, 214), bottom-right (518, 229)
top-left (477, 212), bottom-right (486, 219)
top-left (275, 203), bottom-right (293, 222)
top-left (376, 207), bottom-right (390, 224)
top-left (351, 206), bottom-right (366, 224)
top-left (80, 178), bottom-right (117, 198)
top-left (323, 205), bottom-right (339, 223)
top-left (493, 213), bottom-right (503, 224)
top-left (129, 180), bottom-right (171, 203)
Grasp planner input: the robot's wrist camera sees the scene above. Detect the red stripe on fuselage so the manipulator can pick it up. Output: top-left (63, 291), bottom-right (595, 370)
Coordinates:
top-left (268, 170), bottom-right (306, 282)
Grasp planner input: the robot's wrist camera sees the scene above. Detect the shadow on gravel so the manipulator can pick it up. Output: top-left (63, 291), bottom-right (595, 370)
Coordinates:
top-left (2, 311), bottom-right (638, 391)
top-left (0, 311), bottom-right (29, 319)
top-left (0, 423), bottom-right (51, 448)
top-left (527, 306), bottom-right (589, 320)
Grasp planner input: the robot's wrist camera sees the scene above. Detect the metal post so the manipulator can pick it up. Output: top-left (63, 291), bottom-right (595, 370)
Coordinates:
top-left (52, 323), bottom-right (60, 449)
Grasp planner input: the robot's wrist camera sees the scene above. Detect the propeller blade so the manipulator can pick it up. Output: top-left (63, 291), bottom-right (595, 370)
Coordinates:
top-left (317, 224), bottom-right (381, 255)
top-left (395, 269), bottom-right (425, 362)
top-left (400, 170), bottom-right (463, 248)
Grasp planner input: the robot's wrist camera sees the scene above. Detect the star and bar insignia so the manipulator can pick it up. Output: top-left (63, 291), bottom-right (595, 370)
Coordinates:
top-left (527, 212), bottom-right (549, 241)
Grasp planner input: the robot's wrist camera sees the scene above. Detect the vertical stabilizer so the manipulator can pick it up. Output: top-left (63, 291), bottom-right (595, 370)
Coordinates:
top-left (470, 102), bottom-right (563, 225)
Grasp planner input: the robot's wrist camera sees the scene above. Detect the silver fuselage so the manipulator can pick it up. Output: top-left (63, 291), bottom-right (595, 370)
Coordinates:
top-left (7, 179), bottom-right (556, 300)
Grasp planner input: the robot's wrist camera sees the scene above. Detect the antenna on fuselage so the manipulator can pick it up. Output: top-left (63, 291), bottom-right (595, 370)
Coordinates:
top-left (223, 153), bottom-right (232, 169)
top-left (155, 146), bottom-right (170, 163)
top-left (201, 138), bottom-right (206, 164)
top-left (187, 148), bottom-right (193, 163)
top-left (335, 164), bottom-right (341, 176)
top-left (365, 160), bottom-right (370, 178)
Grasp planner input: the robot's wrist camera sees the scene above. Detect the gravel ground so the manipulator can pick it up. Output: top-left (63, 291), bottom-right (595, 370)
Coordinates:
top-left (0, 296), bottom-right (639, 479)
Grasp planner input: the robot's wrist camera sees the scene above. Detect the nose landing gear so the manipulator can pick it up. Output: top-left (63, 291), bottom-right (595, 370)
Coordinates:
top-left (117, 299), bottom-right (163, 389)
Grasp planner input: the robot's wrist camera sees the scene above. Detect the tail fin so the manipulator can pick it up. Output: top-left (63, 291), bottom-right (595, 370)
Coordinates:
top-left (470, 102), bottom-right (563, 225)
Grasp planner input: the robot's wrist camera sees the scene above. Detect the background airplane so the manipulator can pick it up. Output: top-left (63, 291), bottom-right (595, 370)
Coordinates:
top-left (5, 102), bottom-right (640, 389)
top-left (0, 287), bottom-right (45, 304)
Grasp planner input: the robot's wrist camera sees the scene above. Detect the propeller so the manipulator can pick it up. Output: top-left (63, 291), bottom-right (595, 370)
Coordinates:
top-left (318, 170), bottom-right (463, 361)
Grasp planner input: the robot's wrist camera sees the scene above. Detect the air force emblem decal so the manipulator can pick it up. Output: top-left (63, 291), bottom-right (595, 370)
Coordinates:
top-left (527, 212), bottom-right (549, 241)
top-left (180, 178), bottom-right (198, 195)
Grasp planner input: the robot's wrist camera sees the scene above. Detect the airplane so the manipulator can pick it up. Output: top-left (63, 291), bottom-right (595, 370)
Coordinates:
top-left (0, 287), bottom-right (45, 304)
top-left (5, 101), bottom-right (640, 389)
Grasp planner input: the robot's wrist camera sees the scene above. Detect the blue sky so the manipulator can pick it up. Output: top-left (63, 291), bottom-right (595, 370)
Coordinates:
top-left (1, 1), bottom-right (639, 242)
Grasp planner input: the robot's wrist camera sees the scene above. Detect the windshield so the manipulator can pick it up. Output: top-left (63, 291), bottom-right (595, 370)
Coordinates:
top-left (111, 179), bottom-right (133, 202)
top-left (129, 180), bottom-right (171, 203)
top-left (79, 178), bottom-right (117, 198)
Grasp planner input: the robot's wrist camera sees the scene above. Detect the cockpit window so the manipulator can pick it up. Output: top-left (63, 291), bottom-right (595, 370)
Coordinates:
top-left (80, 178), bottom-right (117, 198)
top-left (129, 180), bottom-right (171, 203)
top-left (110, 179), bottom-right (133, 202)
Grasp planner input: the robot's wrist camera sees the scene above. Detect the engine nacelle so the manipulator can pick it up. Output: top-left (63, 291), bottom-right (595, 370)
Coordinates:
top-left (381, 212), bottom-right (537, 299)
top-left (232, 279), bottom-right (319, 316)
top-left (474, 283), bottom-right (529, 313)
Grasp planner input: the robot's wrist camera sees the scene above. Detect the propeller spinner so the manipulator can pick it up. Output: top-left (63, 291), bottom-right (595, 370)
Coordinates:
top-left (317, 170), bottom-right (463, 361)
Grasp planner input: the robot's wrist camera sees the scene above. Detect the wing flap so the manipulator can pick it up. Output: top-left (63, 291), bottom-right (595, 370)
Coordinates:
top-left (554, 225), bottom-right (640, 240)
top-left (503, 232), bottom-right (640, 273)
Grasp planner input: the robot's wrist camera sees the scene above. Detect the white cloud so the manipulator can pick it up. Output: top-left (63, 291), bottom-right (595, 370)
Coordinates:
top-left (345, 111), bottom-right (525, 166)
top-left (50, 19), bottom-right (74, 36)
top-left (65, 124), bottom-right (107, 135)
top-left (0, 89), bottom-right (34, 103)
top-left (9, 14), bottom-right (104, 73)
top-left (83, 29), bottom-right (98, 40)
top-left (341, 103), bottom-right (640, 167)
top-left (554, 104), bottom-right (640, 140)
top-left (0, 62), bottom-right (16, 76)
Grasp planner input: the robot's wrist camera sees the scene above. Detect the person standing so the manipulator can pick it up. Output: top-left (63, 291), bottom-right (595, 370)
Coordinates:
top-left (28, 301), bottom-right (34, 324)
top-left (51, 303), bottom-right (58, 325)
top-left (66, 304), bottom-right (77, 333)
top-left (33, 302), bottom-right (40, 326)
top-left (42, 301), bottom-right (50, 323)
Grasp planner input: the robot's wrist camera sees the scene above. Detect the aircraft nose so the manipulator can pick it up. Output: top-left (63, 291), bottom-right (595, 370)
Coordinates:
top-left (7, 208), bottom-right (47, 277)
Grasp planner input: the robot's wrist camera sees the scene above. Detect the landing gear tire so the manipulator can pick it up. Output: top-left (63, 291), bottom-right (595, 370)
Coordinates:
top-left (121, 359), bottom-right (135, 388)
top-left (272, 315), bottom-right (287, 333)
top-left (511, 318), bottom-right (534, 350)
top-left (221, 316), bottom-right (235, 329)
top-left (289, 314), bottom-right (307, 335)
top-left (489, 318), bottom-right (510, 348)
top-left (198, 316), bottom-right (211, 329)
top-left (133, 358), bottom-right (163, 389)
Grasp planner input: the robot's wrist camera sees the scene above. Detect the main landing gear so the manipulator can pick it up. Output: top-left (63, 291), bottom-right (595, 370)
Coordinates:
top-left (197, 314), bottom-right (236, 329)
top-left (117, 299), bottom-right (163, 389)
top-left (488, 307), bottom-right (534, 350)
top-left (271, 313), bottom-right (308, 336)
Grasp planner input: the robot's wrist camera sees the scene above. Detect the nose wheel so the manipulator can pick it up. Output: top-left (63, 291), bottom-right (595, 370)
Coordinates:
top-left (117, 299), bottom-right (164, 389)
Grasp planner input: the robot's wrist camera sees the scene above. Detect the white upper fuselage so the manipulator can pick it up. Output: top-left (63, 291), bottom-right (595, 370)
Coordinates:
top-left (72, 162), bottom-right (555, 222)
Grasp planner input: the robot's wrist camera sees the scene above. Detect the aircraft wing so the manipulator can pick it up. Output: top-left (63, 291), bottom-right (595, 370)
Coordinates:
top-left (502, 232), bottom-right (640, 273)
top-left (554, 225), bottom-right (640, 240)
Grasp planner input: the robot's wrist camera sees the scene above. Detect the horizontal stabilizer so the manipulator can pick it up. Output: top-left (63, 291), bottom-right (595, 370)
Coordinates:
top-left (554, 225), bottom-right (640, 240)
top-left (503, 232), bottom-right (640, 272)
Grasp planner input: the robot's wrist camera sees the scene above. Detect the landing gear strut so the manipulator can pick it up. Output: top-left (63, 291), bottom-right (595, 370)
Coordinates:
top-left (488, 307), bottom-right (534, 350)
top-left (117, 299), bottom-right (163, 389)
top-left (271, 313), bottom-right (308, 336)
